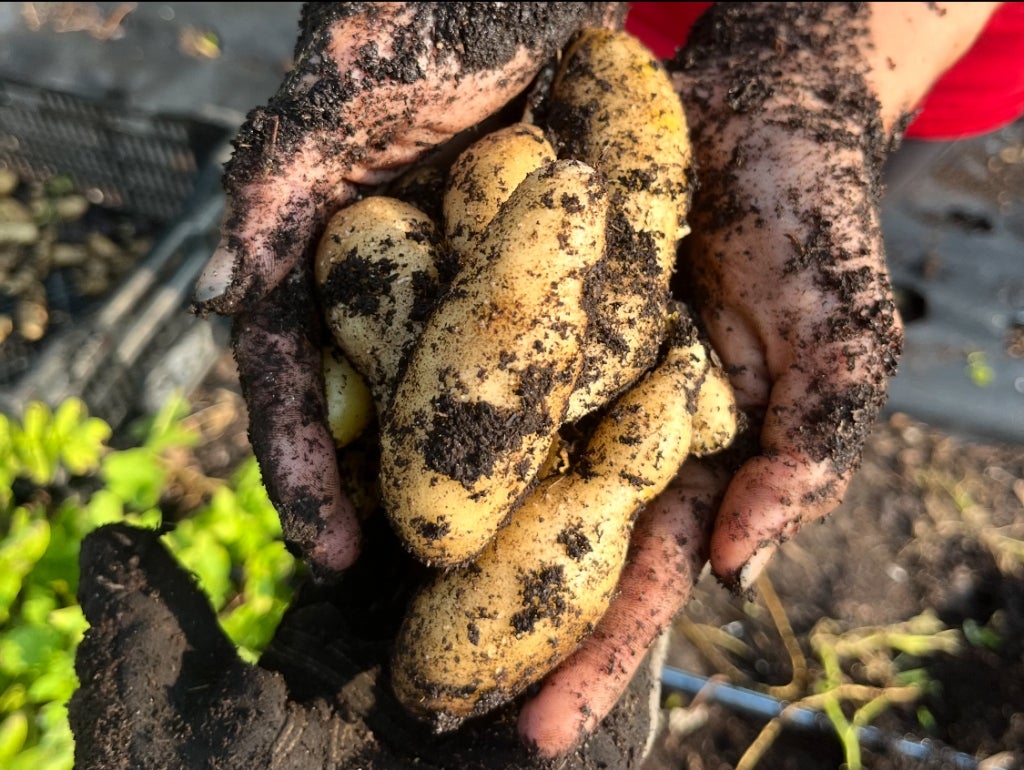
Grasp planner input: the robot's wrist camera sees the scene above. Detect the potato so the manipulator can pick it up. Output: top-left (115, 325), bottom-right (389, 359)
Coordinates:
top-left (443, 123), bottom-right (557, 262)
top-left (308, 28), bottom-right (740, 731)
top-left (547, 29), bottom-right (694, 422)
top-left (690, 354), bottom-right (740, 456)
top-left (380, 159), bottom-right (609, 566)
top-left (316, 196), bottom-right (447, 413)
top-left (390, 310), bottom-right (732, 725)
top-left (322, 346), bottom-right (375, 448)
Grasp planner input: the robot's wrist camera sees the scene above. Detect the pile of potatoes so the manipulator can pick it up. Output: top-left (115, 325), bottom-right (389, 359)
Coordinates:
top-left (314, 30), bottom-right (738, 728)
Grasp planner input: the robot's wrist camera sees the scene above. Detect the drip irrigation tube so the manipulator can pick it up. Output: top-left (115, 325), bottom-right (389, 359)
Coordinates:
top-left (660, 666), bottom-right (1010, 770)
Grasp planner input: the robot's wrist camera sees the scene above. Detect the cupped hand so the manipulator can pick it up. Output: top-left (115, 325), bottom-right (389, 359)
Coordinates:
top-left (518, 4), bottom-right (905, 756)
top-left (194, 2), bottom-right (621, 576)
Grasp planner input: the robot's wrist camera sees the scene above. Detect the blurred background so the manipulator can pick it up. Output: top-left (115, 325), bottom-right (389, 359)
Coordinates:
top-left (0, 4), bottom-right (1021, 770)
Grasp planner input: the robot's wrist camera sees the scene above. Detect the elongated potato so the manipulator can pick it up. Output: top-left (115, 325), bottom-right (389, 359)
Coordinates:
top-left (443, 123), bottom-right (557, 261)
top-left (316, 197), bottom-right (447, 412)
top-left (380, 160), bottom-right (608, 566)
top-left (548, 29), bottom-right (694, 422)
top-left (391, 317), bottom-right (730, 725)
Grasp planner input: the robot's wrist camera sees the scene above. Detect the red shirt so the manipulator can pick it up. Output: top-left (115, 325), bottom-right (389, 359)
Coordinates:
top-left (625, 2), bottom-right (1024, 141)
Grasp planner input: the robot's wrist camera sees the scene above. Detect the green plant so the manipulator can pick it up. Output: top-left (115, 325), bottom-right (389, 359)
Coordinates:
top-left (0, 395), bottom-right (298, 769)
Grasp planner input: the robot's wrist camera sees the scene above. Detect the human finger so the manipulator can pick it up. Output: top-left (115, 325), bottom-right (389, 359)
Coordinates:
top-left (517, 457), bottom-right (729, 758)
top-left (232, 264), bottom-right (361, 576)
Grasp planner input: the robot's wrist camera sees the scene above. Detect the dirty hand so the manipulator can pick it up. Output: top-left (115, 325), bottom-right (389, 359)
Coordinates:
top-left (191, 2), bottom-right (619, 576)
top-left (517, 1), bottom-right (1005, 756)
top-left (518, 3), bottom-right (938, 756)
top-left (70, 522), bottom-right (655, 770)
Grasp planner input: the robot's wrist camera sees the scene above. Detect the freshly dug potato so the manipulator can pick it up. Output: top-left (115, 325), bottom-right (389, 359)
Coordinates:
top-left (322, 346), bottom-right (374, 448)
top-left (690, 356), bottom-right (740, 456)
top-left (547, 29), bottom-right (694, 421)
top-left (316, 196), bottom-right (447, 413)
top-left (380, 159), bottom-right (609, 567)
top-left (443, 123), bottom-right (557, 261)
top-left (391, 310), bottom-right (735, 725)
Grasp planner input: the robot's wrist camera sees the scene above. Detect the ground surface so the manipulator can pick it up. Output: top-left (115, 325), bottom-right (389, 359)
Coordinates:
top-left (644, 411), bottom-right (1024, 770)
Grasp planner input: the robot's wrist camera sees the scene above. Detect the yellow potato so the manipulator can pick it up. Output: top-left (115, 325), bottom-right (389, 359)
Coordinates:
top-left (691, 356), bottom-right (740, 456)
top-left (322, 346), bottom-right (374, 448)
top-left (547, 29), bottom-right (694, 421)
top-left (316, 196), bottom-right (446, 412)
top-left (443, 123), bottom-right (557, 262)
top-left (391, 319), bottom-right (727, 724)
top-left (380, 159), bottom-right (609, 567)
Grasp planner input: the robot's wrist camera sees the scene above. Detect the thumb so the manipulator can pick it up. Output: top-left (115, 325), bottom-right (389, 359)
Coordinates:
top-left (70, 523), bottom-right (301, 769)
top-left (193, 134), bottom-right (345, 314)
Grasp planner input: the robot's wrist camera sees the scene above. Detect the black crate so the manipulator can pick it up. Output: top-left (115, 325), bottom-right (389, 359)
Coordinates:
top-left (0, 78), bottom-right (232, 428)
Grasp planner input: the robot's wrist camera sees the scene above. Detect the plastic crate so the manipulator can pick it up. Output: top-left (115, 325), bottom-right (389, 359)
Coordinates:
top-left (0, 77), bottom-right (232, 428)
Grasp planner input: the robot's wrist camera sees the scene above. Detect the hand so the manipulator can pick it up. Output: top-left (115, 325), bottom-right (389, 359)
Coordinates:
top-left (518, 3), bottom-right (905, 755)
top-left (518, 1), bottom-right (1003, 755)
top-left (69, 521), bottom-right (659, 770)
top-left (192, 3), bottom-right (621, 576)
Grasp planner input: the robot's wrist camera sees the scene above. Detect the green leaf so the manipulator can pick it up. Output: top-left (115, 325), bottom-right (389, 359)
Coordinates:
top-left (27, 653), bottom-right (78, 704)
top-left (53, 400), bottom-right (110, 476)
top-left (18, 585), bottom-right (57, 627)
top-left (83, 489), bottom-right (125, 530)
top-left (0, 625), bottom-right (63, 676)
top-left (164, 525), bottom-right (233, 610)
top-left (12, 403), bottom-right (56, 485)
top-left (0, 711), bottom-right (28, 764)
top-left (101, 449), bottom-right (167, 510)
top-left (8, 742), bottom-right (73, 770)
top-left (0, 684), bottom-right (27, 712)
top-left (46, 606), bottom-right (87, 641)
top-left (0, 509), bottom-right (50, 621)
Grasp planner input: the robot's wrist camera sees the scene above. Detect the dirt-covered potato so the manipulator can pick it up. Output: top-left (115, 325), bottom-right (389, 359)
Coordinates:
top-left (309, 26), bottom-right (738, 732)
top-left (390, 311), bottom-right (734, 725)
top-left (443, 123), bottom-right (557, 262)
top-left (316, 196), bottom-right (447, 413)
top-left (380, 159), bottom-right (609, 567)
top-left (547, 29), bottom-right (694, 421)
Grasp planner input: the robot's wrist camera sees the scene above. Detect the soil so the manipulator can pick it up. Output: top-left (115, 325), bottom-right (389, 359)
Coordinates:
top-left (644, 411), bottom-right (1024, 770)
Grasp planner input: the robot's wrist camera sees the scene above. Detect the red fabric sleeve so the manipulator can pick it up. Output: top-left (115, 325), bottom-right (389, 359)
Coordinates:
top-left (624, 2), bottom-right (1024, 141)
top-left (904, 2), bottom-right (1024, 140)
top-left (624, 2), bottom-right (713, 59)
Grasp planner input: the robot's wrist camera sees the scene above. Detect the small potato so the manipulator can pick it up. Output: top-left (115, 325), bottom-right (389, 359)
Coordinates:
top-left (380, 159), bottom-right (609, 567)
top-left (443, 123), bottom-right (557, 262)
top-left (548, 29), bottom-right (694, 422)
top-left (391, 321), bottom-right (720, 725)
top-left (322, 346), bottom-right (374, 448)
top-left (691, 357), bottom-right (740, 456)
top-left (316, 197), bottom-right (446, 412)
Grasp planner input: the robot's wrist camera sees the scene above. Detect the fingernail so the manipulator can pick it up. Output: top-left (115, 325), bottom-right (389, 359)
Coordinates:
top-left (739, 543), bottom-right (777, 592)
top-left (193, 246), bottom-right (234, 303)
